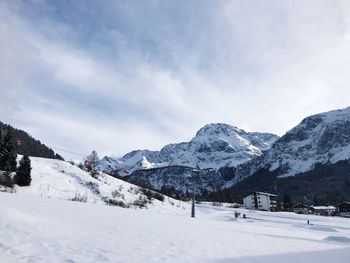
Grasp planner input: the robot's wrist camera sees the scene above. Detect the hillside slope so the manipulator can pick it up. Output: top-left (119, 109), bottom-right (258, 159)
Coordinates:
top-left (12, 157), bottom-right (189, 212)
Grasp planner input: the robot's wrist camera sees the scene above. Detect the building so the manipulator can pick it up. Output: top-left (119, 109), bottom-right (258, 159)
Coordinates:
top-left (309, 206), bottom-right (336, 216)
top-left (243, 192), bottom-right (277, 211)
top-left (337, 202), bottom-right (350, 217)
top-left (293, 203), bottom-right (309, 214)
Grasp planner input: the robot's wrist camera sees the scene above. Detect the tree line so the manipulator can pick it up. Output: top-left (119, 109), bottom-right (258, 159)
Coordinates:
top-left (0, 121), bottom-right (64, 160)
top-left (0, 128), bottom-right (32, 187)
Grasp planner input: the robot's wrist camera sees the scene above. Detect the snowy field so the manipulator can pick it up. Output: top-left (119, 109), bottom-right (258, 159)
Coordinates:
top-left (1, 193), bottom-right (350, 263)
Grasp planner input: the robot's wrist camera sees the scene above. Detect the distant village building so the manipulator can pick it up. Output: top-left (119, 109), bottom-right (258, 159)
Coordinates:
top-left (243, 192), bottom-right (277, 211)
top-left (293, 203), bottom-right (309, 214)
top-left (337, 202), bottom-right (350, 217)
top-left (309, 206), bottom-right (336, 216)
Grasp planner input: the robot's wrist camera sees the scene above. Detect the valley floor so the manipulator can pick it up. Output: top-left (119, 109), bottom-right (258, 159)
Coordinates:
top-left (1, 193), bottom-right (350, 263)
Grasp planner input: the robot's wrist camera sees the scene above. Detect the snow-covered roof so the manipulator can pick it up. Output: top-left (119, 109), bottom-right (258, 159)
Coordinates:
top-left (310, 206), bottom-right (336, 210)
top-left (254, 191), bottom-right (277, 197)
top-left (244, 192), bottom-right (277, 198)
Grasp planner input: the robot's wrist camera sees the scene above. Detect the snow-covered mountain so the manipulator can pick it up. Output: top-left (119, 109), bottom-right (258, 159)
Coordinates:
top-left (8, 157), bottom-right (189, 211)
top-left (99, 123), bottom-right (279, 175)
top-left (95, 155), bottom-right (121, 174)
top-left (234, 106), bottom-right (350, 181)
top-left (125, 107), bottom-right (350, 199)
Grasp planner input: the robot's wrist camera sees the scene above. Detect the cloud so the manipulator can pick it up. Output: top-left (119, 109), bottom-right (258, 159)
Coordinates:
top-left (1, 0), bottom-right (350, 159)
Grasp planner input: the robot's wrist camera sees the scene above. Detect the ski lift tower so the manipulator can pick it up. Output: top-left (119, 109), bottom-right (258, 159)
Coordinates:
top-left (191, 166), bottom-right (201, 218)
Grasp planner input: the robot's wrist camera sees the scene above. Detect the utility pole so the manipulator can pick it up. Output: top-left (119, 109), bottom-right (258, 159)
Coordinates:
top-left (191, 174), bottom-right (195, 218)
top-left (191, 166), bottom-right (200, 218)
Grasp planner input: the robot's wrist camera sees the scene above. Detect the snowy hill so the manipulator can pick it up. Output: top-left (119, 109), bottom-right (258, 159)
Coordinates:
top-left (99, 123), bottom-right (279, 175)
top-left (11, 157), bottom-right (189, 212)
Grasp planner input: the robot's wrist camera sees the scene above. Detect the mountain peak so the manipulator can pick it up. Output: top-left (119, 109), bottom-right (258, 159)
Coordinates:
top-left (98, 123), bottom-right (279, 175)
top-left (195, 123), bottom-right (242, 137)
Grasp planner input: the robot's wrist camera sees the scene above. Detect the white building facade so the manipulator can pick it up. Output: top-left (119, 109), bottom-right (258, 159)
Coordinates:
top-left (243, 192), bottom-right (277, 211)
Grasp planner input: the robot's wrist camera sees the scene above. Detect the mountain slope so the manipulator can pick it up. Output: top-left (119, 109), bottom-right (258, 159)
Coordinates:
top-left (229, 159), bottom-right (350, 204)
top-left (100, 123), bottom-right (279, 175)
top-left (219, 107), bottom-right (350, 203)
top-left (233, 107), bottom-right (350, 182)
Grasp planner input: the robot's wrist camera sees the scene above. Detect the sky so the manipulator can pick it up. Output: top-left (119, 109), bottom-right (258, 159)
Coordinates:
top-left (1, 0), bottom-right (350, 160)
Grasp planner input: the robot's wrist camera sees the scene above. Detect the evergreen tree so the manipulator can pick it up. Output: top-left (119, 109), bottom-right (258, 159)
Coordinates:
top-left (0, 129), bottom-right (17, 172)
top-left (0, 121), bottom-right (64, 160)
top-left (14, 155), bottom-right (32, 186)
top-left (313, 196), bottom-right (321, 206)
top-left (283, 193), bottom-right (293, 210)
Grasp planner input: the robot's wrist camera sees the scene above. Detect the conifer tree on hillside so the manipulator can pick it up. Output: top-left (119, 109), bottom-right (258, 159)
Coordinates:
top-left (14, 155), bottom-right (32, 186)
top-left (283, 193), bottom-right (293, 210)
top-left (0, 121), bottom-right (64, 160)
top-left (0, 129), bottom-right (17, 172)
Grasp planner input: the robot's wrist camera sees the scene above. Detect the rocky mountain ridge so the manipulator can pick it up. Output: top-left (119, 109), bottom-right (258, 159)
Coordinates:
top-left (98, 123), bottom-right (279, 175)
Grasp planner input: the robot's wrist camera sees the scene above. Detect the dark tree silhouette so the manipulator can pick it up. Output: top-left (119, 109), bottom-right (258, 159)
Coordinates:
top-left (283, 193), bottom-right (293, 210)
top-left (14, 155), bottom-right (32, 186)
top-left (0, 129), bottom-right (17, 172)
top-left (0, 121), bottom-right (64, 160)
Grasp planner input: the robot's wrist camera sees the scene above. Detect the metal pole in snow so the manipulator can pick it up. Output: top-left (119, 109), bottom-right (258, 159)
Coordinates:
top-left (191, 174), bottom-right (195, 218)
top-left (191, 166), bottom-right (199, 218)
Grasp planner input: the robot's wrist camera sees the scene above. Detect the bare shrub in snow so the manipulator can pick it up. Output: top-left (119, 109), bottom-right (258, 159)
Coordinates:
top-left (140, 188), bottom-right (164, 202)
top-left (111, 189), bottom-right (125, 200)
top-left (102, 197), bottom-right (129, 208)
top-left (86, 181), bottom-right (100, 195)
top-left (71, 193), bottom-right (88, 203)
top-left (127, 186), bottom-right (140, 194)
top-left (132, 196), bottom-right (149, 209)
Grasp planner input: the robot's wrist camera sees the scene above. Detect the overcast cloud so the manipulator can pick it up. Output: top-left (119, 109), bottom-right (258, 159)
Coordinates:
top-left (1, 0), bottom-right (350, 159)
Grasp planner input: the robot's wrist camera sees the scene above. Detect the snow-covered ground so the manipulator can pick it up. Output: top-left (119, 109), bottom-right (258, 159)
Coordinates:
top-left (1, 193), bottom-right (350, 263)
top-left (1, 157), bottom-right (350, 262)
